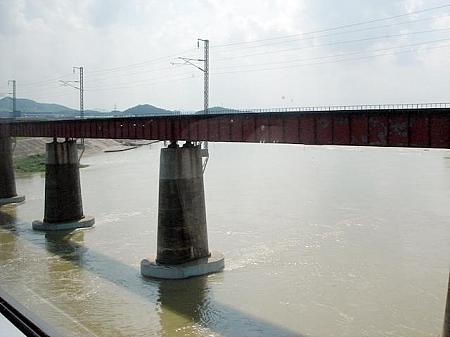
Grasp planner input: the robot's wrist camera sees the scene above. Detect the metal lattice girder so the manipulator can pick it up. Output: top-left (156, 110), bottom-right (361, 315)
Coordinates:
top-left (1, 107), bottom-right (450, 148)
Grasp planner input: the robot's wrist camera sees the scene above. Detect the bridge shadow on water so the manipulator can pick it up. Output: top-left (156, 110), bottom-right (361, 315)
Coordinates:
top-left (0, 210), bottom-right (308, 337)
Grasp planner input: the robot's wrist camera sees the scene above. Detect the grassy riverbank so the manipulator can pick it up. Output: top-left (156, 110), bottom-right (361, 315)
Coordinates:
top-left (14, 154), bottom-right (88, 174)
top-left (15, 154), bottom-right (46, 173)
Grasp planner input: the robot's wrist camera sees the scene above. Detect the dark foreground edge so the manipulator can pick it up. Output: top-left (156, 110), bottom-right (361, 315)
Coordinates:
top-left (0, 287), bottom-right (60, 337)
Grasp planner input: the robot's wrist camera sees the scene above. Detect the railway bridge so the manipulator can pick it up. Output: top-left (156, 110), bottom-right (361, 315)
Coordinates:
top-left (1, 103), bottom-right (450, 281)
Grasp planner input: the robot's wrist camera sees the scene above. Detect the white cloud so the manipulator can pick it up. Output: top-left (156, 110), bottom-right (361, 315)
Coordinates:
top-left (1, 0), bottom-right (449, 111)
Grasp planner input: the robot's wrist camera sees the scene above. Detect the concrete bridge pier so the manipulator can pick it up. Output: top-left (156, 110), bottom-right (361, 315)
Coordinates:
top-left (32, 139), bottom-right (94, 231)
top-left (0, 137), bottom-right (25, 206)
top-left (141, 142), bottom-right (224, 279)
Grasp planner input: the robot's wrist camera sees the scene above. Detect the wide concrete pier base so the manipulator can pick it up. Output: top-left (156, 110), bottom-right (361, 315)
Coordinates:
top-left (141, 252), bottom-right (224, 279)
top-left (32, 215), bottom-right (95, 231)
top-left (33, 139), bottom-right (94, 231)
top-left (0, 137), bottom-right (25, 206)
top-left (141, 142), bottom-right (224, 279)
top-left (0, 195), bottom-right (26, 206)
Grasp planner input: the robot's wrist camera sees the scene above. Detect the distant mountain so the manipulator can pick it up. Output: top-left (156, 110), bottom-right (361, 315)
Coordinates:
top-left (0, 97), bottom-right (115, 119)
top-left (195, 106), bottom-right (238, 114)
top-left (0, 97), bottom-right (231, 120)
top-left (0, 97), bottom-right (75, 114)
top-left (121, 104), bottom-right (175, 116)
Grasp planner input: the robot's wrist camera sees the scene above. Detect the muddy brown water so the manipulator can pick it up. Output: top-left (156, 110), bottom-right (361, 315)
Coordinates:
top-left (0, 142), bottom-right (449, 336)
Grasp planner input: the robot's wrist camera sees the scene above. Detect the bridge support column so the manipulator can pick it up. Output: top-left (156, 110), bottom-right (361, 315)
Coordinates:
top-left (141, 142), bottom-right (224, 279)
top-left (32, 139), bottom-right (94, 231)
top-left (0, 137), bottom-right (25, 206)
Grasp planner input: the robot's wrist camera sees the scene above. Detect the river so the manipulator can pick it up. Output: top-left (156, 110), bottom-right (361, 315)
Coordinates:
top-left (0, 142), bottom-right (449, 337)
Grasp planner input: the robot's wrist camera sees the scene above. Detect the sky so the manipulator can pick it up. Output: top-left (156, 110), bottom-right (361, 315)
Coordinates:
top-left (0, 0), bottom-right (450, 112)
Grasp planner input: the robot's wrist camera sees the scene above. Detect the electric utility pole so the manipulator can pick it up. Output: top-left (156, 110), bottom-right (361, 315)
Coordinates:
top-left (8, 80), bottom-right (16, 118)
top-left (59, 66), bottom-right (84, 120)
top-left (199, 38), bottom-right (209, 115)
top-left (172, 38), bottom-right (210, 171)
top-left (72, 66), bottom-right (85, 152)
top-left (173, 39), bottom-right (209, 114)
top-left (73, 67), bottom-right (84, 119)
top-left (60, 67), bottom-right (85, 154)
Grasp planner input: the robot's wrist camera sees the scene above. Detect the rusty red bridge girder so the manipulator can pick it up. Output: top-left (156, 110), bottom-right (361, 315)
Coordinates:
top-left (1, 108), bottom-right (450, 148)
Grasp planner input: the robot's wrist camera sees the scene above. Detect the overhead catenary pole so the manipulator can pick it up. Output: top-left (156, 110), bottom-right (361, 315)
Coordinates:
top-left (200, 39), bottom-right (209, 115)
top-left (67, 66), bottom-right (86, 155)
top-left (73, 67), bottom-right (84, 119)
top-left (172, 39), bottom-right (209, 115)
top-left (172, 39), bottom-right (210, 171)
top-left (198, 39), bottom-right (209, 168)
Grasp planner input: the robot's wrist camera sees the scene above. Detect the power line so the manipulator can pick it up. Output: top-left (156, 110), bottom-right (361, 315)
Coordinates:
top-left (14, 49), bottom-right (197, 91)
top-left (12, 38), bottom-right (450, 97)
top-left (23, 39), bottom-right (450, 93)
top-left (20, 73), bottom-right (74, 87)
top-left (87, 48), bottom-right (197, 75)
top-left (212, 26), bottom-right (450, 61)
top-left (85, 69), bottom-right (197, 90)
top-left (81, 39), bottom-right (450, 92)
top-left (211, 3), bottom-right (450, 48)
top-left (212, 37), bottom-right (450, 71)
top-left (211, 42), bottom-right (450, 76)
top-left (53, 27), bottom-right (450, 90)
top-left (9, 3), bottom-right (450, 107)
top-left (18, 84), bottom-right (70, 97)
top-left (211, 14), bottom-right (450, 53)
top-left (85, 74), bottom-right (199, 91)
top-left (14, 12), bottom-right (450, 90)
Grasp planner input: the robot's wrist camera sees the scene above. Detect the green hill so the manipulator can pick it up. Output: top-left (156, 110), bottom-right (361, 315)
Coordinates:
top-left (121, 104), bottom-right (175, 116)
top-left (0, 97), bottom-right (76, 114)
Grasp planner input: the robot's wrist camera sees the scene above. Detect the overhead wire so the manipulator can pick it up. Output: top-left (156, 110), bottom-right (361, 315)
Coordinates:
top-left (211, 3), bottom-right (450, 48)
top-left (211, 43), bottom-right (450, 76)
top-left (77, 37), bottom-right (450, 92)
top-left (211, 37), bottom-right (450, 71)
top-left (85, 74), bottom-right (200, 91)
top-left (44, 25), bottom-right (450, 88)
top-left (86, 47), bottom-right (197, 74)
top-left (210, 14), bottom-right (450, 53)
top-left (20, 73), bottom-right (74, 87)
top-left (17, 3), bottom-right (450, 89)
top-left (10, 2), bottom-right (450, 106)
top-left (212, 26), bottom-right (450, 61)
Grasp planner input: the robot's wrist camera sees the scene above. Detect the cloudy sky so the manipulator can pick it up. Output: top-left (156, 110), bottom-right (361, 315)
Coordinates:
top-left (0, 0), bottom-right (450, 111)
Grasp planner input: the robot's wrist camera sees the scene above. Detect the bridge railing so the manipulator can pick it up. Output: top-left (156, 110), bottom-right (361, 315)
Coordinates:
top-left (1, 103), bottom-right (449, 122)
top-left (213, 102), bottom-right (450, 115)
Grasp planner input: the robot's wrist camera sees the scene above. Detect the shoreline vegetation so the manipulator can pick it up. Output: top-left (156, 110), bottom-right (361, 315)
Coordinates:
top-left (14, 154), bottom-right (89, 174)
top-left (12, 138), bottom-right (151, 174)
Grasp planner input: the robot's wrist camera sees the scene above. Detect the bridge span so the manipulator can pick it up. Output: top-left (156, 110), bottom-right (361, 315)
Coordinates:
top-left (1, 105), bottom-right (450, 288)
top-left (1, 106), bottom-right (450, 148)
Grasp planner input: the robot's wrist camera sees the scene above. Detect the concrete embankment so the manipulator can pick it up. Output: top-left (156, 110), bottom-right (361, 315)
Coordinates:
top-left (13, 138), bottom-right (123, 158)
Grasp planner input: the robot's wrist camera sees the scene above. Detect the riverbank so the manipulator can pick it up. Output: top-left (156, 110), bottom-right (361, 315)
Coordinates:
top-left (15, 154), bottom-right (46, 173)
top-left (12, 138), bottom-right (138, 173)
top-left (14, 154), bottom-right (89, 174)
top-left (13, 138), bottom-right (123, 159)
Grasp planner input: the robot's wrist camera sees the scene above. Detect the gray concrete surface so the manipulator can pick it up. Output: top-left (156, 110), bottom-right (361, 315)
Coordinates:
top-left (32, 215), bottom-right (95, 231)
top-left (0, 195), bottom-right (25, 206)
top-left (156, 143), bottom-right (209, 265)
top-left (141, 252), bottom-right (224, 279)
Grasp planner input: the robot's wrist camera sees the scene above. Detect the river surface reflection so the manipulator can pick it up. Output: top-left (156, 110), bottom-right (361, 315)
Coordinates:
top-left (0, 142), bottom-right (449, 336)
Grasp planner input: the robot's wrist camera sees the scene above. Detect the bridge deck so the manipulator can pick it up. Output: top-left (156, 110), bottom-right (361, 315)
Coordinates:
top-left (1, 108), bottom-right (449, 148)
